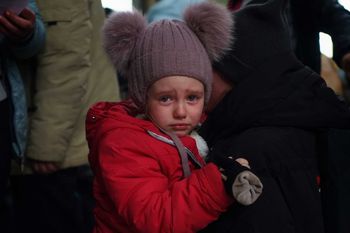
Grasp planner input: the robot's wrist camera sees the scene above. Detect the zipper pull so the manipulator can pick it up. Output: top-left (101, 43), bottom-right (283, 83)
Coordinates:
top-left (20, 157), bottom-right (25, 173)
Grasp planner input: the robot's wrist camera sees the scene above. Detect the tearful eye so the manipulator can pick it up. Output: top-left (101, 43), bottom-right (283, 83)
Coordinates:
top-left (187, 95), bottom-right (200, 103)
top-left (159, 96), bottom-right (172, 103)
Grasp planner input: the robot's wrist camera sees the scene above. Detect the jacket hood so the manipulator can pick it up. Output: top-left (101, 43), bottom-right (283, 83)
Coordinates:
top-left (86, 100), bottom-right (206, 178)
top-left (86, 101), bottom-right (158, 150)
top-left (213, 0), bottom-right (291, 84)
top-left (201, 0), bottom-right (350, 146)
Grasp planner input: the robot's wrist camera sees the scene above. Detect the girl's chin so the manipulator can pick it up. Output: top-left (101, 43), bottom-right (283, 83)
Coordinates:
top-left (173, 131), bottom-right (190, 137)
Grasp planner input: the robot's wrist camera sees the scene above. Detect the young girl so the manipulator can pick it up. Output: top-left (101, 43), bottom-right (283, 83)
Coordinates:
top-left (86, 2), bottom-right (262, 233)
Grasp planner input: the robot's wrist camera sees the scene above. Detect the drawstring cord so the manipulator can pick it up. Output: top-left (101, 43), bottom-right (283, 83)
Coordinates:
top-left (146, 112), bottom-right (191, 178)
top-left (159, 128), bottom-right (191, 178)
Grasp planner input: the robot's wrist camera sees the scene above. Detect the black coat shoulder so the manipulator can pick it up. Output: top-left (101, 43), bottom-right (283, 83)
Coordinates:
top-left (202, 126), bottom-right (324, 233)
top-left (209, 126), bottom-right (318, 174)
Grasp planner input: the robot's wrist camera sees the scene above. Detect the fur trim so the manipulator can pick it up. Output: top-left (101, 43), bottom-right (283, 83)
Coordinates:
top-left (190, 131), bottom-right (209, 160)
top-left (102, 11), bottom-right (147, 75)
top-left (184, 1), bottom-right (234, 62)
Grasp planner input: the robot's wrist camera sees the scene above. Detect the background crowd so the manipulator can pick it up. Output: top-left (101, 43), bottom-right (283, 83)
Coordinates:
top-left (1, 0), bottom-right (350, 233)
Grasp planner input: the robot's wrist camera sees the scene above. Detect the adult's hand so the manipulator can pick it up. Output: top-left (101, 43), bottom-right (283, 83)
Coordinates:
top-left (342, 52), bottom-right (350, 82)
top-left (31, 160), bottom-right (60, 174)
top-left (0, 8), bottom-right (36, 42)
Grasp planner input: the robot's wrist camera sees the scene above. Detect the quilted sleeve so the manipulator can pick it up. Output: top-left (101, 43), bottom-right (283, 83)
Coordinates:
top-left (94, 129), bottom-right (232, 233)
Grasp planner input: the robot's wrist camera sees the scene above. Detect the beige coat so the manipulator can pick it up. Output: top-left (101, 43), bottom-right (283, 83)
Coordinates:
top-left (21, 0), bottom-right (120, 171)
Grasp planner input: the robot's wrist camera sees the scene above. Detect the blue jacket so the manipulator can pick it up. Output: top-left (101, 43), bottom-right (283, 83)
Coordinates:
top-left (0, 0), bottom-right (45, 160)
top-left (146, 0), bottom-right (205, 22)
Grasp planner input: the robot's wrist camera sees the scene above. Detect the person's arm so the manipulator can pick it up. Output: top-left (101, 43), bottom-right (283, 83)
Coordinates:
top-left (341, 52), bottom-right (350, 81)
top-left (25, 0), bottom-right (92, 168)
top-left (0, 0), bottom-right (45, 59)
top-left (320, 0), bottom-right (350, 73)
top-left (95, 130), bottom-right (232, 233)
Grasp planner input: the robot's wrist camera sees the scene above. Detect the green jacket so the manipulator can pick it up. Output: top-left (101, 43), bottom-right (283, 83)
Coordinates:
top-left (24, 0), bottom-right (120, 171)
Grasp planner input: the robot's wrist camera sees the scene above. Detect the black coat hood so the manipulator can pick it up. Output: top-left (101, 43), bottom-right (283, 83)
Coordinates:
top-left (201, 0), bottom-right (350, 146)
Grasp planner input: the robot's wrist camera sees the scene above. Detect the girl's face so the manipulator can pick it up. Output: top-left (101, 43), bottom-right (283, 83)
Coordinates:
top-left (146, 76), bottom-right (205, 136)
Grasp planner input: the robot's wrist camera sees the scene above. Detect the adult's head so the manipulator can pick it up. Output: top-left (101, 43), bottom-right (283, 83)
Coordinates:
top-left (205, 0), bottom-right (293, 113)
top-left (213, 0), bottom-right (291, 86)
top-left (205, 70), bottom-right (233, 113)
top-left (201, 0), bottom-right (350, 146)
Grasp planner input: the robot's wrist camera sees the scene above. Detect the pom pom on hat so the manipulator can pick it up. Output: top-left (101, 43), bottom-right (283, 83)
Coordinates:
top-left (184, 1), bottom-right (234, 62)
top-left (102, 2), bottom-right (234, 108)
top-left (103, 11), bottom-right (147, 76)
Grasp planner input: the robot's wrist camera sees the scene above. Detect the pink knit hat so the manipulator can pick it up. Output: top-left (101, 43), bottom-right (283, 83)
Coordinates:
top-left (103, 2), bottom-right (233, 108)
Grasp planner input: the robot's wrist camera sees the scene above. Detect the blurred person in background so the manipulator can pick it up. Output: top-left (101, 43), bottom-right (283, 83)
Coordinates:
top-left (227, 0), bottom-right (350, 77)
top-left (0, 1), bottom-right (45, 232)
top-left (146, 0), bottom-right (205, 22)
top-left (10, 0), bottom-right (120, 233)
top-left (284, 1), bottom-right (350, 232)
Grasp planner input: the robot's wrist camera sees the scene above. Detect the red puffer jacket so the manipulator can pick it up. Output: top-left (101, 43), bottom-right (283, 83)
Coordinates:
top-left (86, 101), bottom-right (232, 233)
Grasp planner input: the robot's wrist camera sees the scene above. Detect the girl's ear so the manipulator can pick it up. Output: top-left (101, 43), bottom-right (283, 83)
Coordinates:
top-left (102, 11), bottom-right (147, 76)
top-left (184, 1), bottom-right (234, 62)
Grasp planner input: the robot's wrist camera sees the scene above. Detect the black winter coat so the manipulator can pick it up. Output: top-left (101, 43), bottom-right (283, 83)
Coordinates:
top-left (199, 0), bottom-right (350, 232)
top-left (200, 54), bottom-right (350, 233)
top-left (201, 127), bottom-right (323, 233)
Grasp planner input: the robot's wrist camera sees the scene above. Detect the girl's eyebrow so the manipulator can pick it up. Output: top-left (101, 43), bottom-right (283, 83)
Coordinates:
top-left (152, 90), bottom-right (176, 96)
top-left (185, 89), bottom-right (204, 94)
top-left (154, 89), bottom-right (175, 93)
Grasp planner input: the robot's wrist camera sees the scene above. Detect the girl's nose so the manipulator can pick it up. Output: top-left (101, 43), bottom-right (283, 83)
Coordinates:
top-left (174, 102), bottom-right (186, 119)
